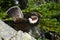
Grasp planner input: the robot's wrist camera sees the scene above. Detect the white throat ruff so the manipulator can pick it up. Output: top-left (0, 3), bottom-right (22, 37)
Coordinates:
top-left (28, 18), bottom-right (38, 24)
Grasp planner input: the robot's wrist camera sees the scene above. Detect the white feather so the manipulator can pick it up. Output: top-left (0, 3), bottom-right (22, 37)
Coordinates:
top-left (28, 18), bottom-right (38, 24)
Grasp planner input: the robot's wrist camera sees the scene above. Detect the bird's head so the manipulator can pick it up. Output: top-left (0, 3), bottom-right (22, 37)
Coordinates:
top-left (28, 12), bottom-right (42, 24)
top-left (28, 15), bottom-right (38, 24)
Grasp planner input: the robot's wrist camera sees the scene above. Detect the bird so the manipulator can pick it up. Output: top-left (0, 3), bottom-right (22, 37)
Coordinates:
top-left (6, 6), bottom-right (41, 37)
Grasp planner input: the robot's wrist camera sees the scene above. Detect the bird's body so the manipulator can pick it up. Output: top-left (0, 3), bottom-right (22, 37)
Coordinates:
top-left (7, 6), bottom-right (41, 37)
top-left (14, 13), bottom-right (40, 32)
top-left (15, 21), bottom-right (31, 32)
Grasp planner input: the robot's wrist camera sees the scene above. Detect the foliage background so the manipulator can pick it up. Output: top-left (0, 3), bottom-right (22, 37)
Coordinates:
top-left (0, 0), bottom-right (60, 40)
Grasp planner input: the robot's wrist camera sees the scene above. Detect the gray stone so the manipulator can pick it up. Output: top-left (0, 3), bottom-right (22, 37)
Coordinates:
top-left (0, 36), bottom-right (2, 40)
top-left (0, 20), bottom-right (17, 40)
top-left (11, 31), bottom-right (36, 40)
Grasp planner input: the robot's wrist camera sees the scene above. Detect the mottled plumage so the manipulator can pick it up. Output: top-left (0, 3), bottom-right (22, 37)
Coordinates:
top-left (6, 6), bottom-right (41, 38)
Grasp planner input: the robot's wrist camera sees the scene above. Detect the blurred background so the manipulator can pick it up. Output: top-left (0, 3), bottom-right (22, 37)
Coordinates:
top-left (0, 0), bottom-right (60, 40)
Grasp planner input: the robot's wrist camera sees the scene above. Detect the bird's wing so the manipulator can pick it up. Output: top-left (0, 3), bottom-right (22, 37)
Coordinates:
top-left (6, 6), bottom-right (24, 22)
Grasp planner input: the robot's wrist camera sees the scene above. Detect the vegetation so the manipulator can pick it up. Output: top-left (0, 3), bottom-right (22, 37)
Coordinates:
top-left (0, 0), bottom-right (60, 40)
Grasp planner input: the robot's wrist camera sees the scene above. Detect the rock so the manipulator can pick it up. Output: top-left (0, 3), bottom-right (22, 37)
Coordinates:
top-left (0, 20), bottom-right (17, 40)
top-left (11, 31), bottom-right (36, 40)
top-left (0, 36), bottom-right (2, 40)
